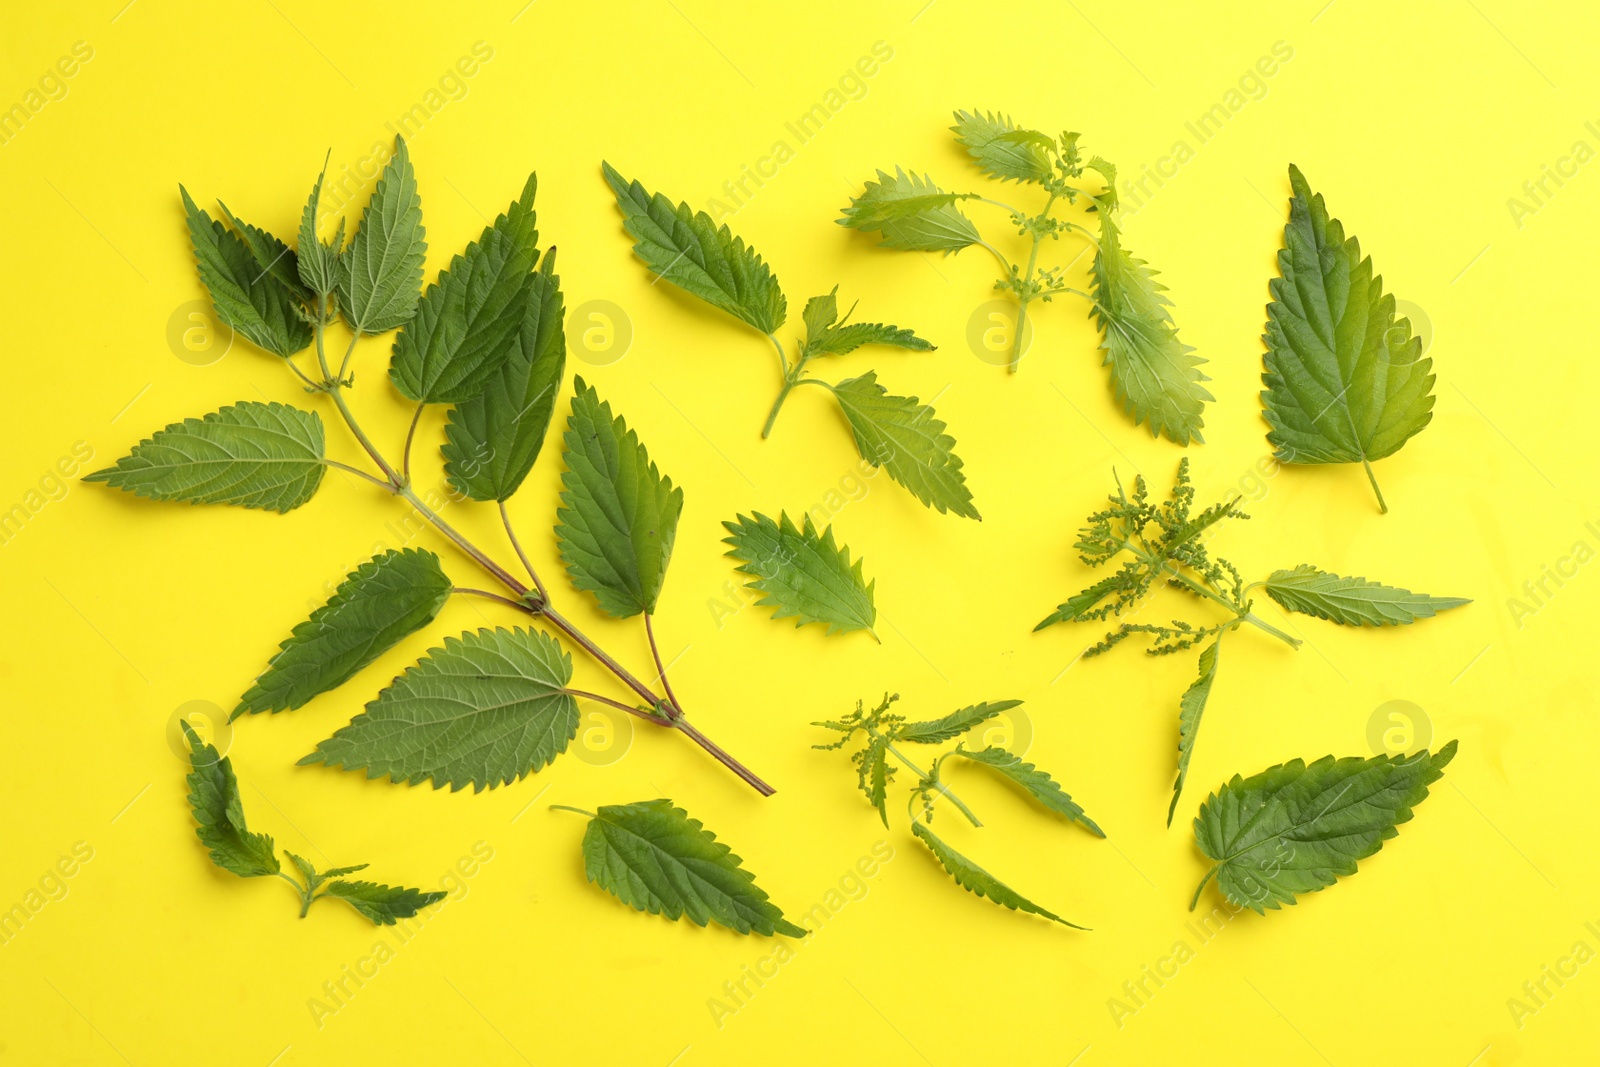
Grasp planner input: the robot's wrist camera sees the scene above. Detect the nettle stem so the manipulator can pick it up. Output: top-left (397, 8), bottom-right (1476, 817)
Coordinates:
top-left (760, 334), bottom-right (802, 438)
top-left (884, 739), bottom-right (981, 828)
top-left (303, 315), bottom-right (775, 797)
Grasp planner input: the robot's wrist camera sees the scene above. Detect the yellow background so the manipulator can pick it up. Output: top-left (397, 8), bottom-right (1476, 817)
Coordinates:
top-left (3, 1), bottom-right (1596, 1063)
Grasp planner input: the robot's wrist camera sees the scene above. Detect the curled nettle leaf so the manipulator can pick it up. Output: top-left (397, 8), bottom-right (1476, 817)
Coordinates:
top-left (1035, 460), bottom-right (1469, 824)
top-left (603, 163), bottom-right (976, 519)
top-left (840, 110), bottom-right (1210, 444)
top-left (815, 694), bottom-right (1099, 928)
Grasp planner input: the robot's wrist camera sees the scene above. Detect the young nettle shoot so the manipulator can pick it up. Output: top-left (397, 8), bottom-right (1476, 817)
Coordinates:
top-left (815, 694), bottom-right (1102, 929)
top-left (839, 109), bottom-right (1210, 445)
top-left (1035, 460), bottom-right (1469, 823)
top-left (603, 163), bottom-right (979, 520)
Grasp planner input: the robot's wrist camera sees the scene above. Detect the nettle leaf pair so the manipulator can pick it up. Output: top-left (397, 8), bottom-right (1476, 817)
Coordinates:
top-left (816, 695), bottom-right (1102, 928)
top-left (604, 164), bottom-right (979, 520)
top-left (840, 109), bottom-right (1211, 445)
top-left (1035, 459), bottom-right (1469, 824)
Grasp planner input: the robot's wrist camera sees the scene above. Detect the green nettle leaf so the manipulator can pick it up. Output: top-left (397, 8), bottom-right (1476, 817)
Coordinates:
top-left (799, 286), bottom-right (934, 358)
top-left (1262, 565), bottom-right (1470, 627)
top-left (300, 627), bottom-right (579, 793)
top-left (1261, 165), bottom-right (1435, 513)
top-left (442, 247), bottom-right (566, 501)
top-left (954, 746), bottom-right (1104, 837)
top-left (911, 822), bottom-right (1083, 929)
top-left (1085, 156), bottom-right (1118, 211)
top-left (321, 881), bottom-right (448, 926)
top-left (216, 201), bottom-right (307, 300)
top-left (603, 162), bottom-right (786, 334)
top-left (1034, 575), bottom-right (1122, 631)
top-left (720, 511), bottom-right (877, 637)
top-left (1169, 637), bottom-right (1221, 826)
top-left (1192, 741), bottom-right (1457, 913)
top-left (1090, 217), bottom-right (1211, 445)
top-left (297, 156), bottom-right (344, 297)
top-left (180, 186), bottom-right (312, 357)
top-left (898, 700), bottom-right (1021, 745)
top-left (556, 378), bottom-right (684, 618)
top-left (84, 401), bottom-right (326, 513)
top-left (287, 852), bottom-right (369, 891)
top-left (862, 737), bottom-right (893, 827)
top-left (234, 549), bottom-right (453, 718)
top-left (832, 372), bottom-right (979, 520)
top-left (574, 799), bottom-right (807, 937)
top-left (338, 135), bottom-right (427, 334)
top-left (837, 167), bottom-right (981, 252)
top-left (181, 722), bottom-right (279, 878)
top-left (802, 290), bottom-right (839, 339)
top-left (951, 109), bottom-right (1054, 184)
top-left (390, 174), bottom-right (539, 404)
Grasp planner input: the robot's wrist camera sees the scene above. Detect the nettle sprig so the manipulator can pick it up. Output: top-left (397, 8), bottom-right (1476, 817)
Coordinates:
top-left (839, 109), bottom-right (1211, 445)
top-left (815, 694), bottom-right (1103, 928)
top-left (1036, 459), bottom-right (1470, 823)
top-left (603, 164), bottom-right (979, 520)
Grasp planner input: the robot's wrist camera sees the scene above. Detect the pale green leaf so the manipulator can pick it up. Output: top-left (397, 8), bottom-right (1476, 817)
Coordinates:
top-left (721, 511), bottom-right (876, 637)
top-left (1091, 216), bottom-right (1210, 445)
top-left (300, 627), bottom-right (578, 793)
top-left (338, 136), bottom-right (427, 334)
top-left (181, 721), bottom-right (278, 878)
top-left (1034, 575), bottom-right (1123, 630)
top-left (603, 162), bottom-right (786, 334)
top-left (911, 822), bottom-right (1083, 928)
top-left (390, 174), bottom-right (538, 404)
top-left (1261, 165), bottom-right (1435, 513)
top-left (1192, 741), bottom-right (1457, 913)
top-left (578, 799), bottom-right (807, 937)
top-left (84, 401), bottom-right (326, 513)
top-left (442, 247), bottom-right (566, 500)
top-left (234, 549), bottom-right (453, 717)
top-left (832, 372), bottom-right (979, 519)
top-left (1169, 636), bottom-right (1221, 826)
top-left (1262, 565), bottom-right (1470, 627)
top-left (800, 286), bottom-right (933, 357)
top-left (556, 377), bottom-right (684, 618)
top-left (951, 109), bottom-right (1053, 184)
top-left (297, 153), bottom-right (343, 297)
top-left (955, 746), bottom-right (1104, 837)
top-left (322, 881), bottom-right (448, 926)
top-left (898, 701), bottom-right (1021, 745)
top-left (837, 168), bottom-right (981, 252)
top-left (1085, 156), bottom-right (1118, 210)
top-left (180, 186), bottom-right (311, 357)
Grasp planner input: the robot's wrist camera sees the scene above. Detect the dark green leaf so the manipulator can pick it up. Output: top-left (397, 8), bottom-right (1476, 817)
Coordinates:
top-left (1262, 565), bottom-right (1470, 627)
top-left (322, 881), bottom-right (448, 925)
top-left (955, 746), bottom-right (1104, 836)
top-left (721, 511), bottom-right (876, 637)
top-left (180, 186), bottom-right (311, 357)
top-left (181, 721), bottom-right (278, 878)
top-left (338, 136), bottom-right (426, 334)
top-left (216, 201), bottom-right (307, 301)
top-left (837, 168), bottom-right (981, 252)
top-left (911, 822), bottom-right (1083, 928)
top-left (898, 701), bottom-right (1021, 745)
top-left (832, 372), bottom-right (979, 520)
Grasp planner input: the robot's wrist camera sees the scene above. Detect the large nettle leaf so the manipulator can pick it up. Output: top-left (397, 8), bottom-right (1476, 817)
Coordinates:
top-left (831, 372), bottom-right (979, 520)
top-left (954, 745), bottom-right (1104, 837)
top-left (181, 722), bottom-right (279, 878)
top-left (1262, 565), bottom-right (1470, 627)
top-left (180, 186), bottom-right (311, 357)
top-left (911, 822), bottom-right (1084, 929)
top-left (301, 627), bottom-right (579, 793)
top-left (1090, 217), bottom-right (1211, 446)
top-left (574, 799), bottom-right (807, 937)
top-left (950, 109), bottom-right (1054, 185)
top-left (556, 378), bottom-right (684, 618)
top-left (603, 162), bottom-right (786, 334)
top-left (1261, 164), bottom-right (1435, 513)
top-left (1191, 741), bottom-right (1457, 913)
top-left (338, 135), bottom-right (427, 334)
top-left (390, 174), bottom-right (539, 404)
top-left (442, 247), bottom-right (566, 501)
top-left (234, 548), bottom-right (453, 717)
top-left (84, 401), bottom-right (326, 513)
top-left (721, 511), bottom-right (876, 637)
top-left (837, 167), bottom-right (981, 252)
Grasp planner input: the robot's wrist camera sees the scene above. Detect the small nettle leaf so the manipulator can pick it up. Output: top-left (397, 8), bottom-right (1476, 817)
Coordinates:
top-left (286, 852), bottom-right (370, 892)
top-left (442, 247), bottom-right (566, 502)
top-left (802, 289), bottom-right (839, 338)
top-left (1192, 742), bottom-right (1457, 913)
top-left (297, 154), bottom-right (343, 297)
top-left (857, 736), bottom-right (894, 827)
top-left (390, 174), bottom-right (539, 404)
top-left (954, 746), bottom-right (1104, 837)
top-left (180, 186), bottom-right (312, 357)
top-left (300, 627), bottom-right (578, 793)
top-left (911, 822), bottom-right (1084, 929)
top-left (1261, 164), bottom-right (1435, 513)
top-left (811, 321), bottom-right (934, 358)
top-left (234, 548), bottom-right (453, 718)
top-left (322, 881), bottom-right (448, 926)
top-left (951, 109), bottom-right (1054, 184)
top-left (1034, 575), bottom-right (1123, 631)
top-left (1169, 636), bottom-right (1221, 826)
top-left (338, 135), bottom-right (427, 334)
top-left (1262, 565), bottom-right (1470, 627)
top-left (181, 722), bottom-right (278, 879)
top-left (1091, 217), bottom-right (1211, 445)
top-left (837, 167), bottom-right (981, 252)
top-left (603, 161), bottom-right (787, 334)
top-left (574, 799), bottom-right (807, 937)
top-left (215, 201), bottom-right (308, 301)
top-left (556, 377), bottom-right (684, 618)
top-left (898, 701), bottom-right (1021, 745)
top-left (721, 511), bottom-right (876, 637)
top-left (84, 401), bottom-right (326, 513)
top-left (1085, 156), bottom-right (1118, 211)
top-left (832, 371), bottom-right (979, 520)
